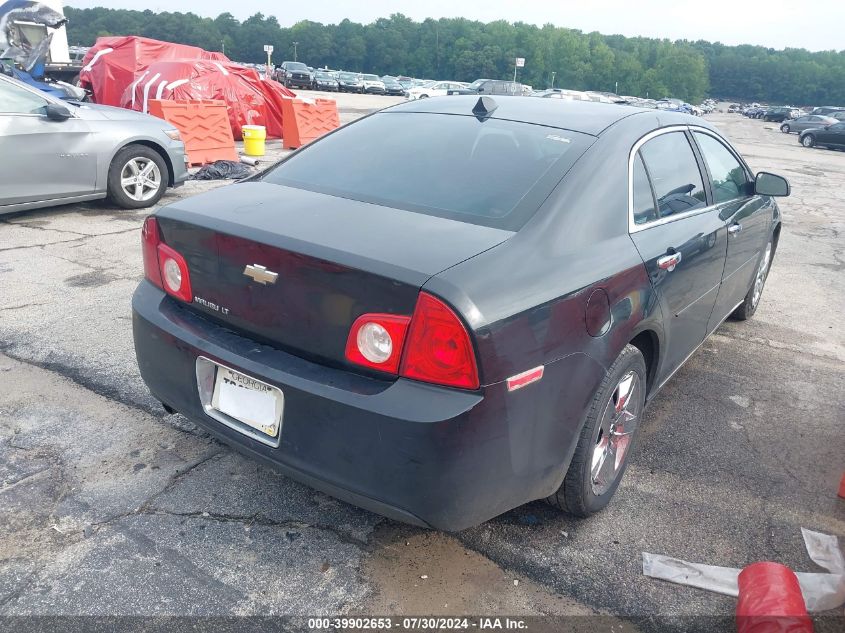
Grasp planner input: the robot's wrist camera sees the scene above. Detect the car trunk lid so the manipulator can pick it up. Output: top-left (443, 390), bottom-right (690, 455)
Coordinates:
top-left (155, 182), bottom-right (511, 368)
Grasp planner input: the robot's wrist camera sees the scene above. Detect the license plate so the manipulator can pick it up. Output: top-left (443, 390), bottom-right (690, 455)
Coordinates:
top-left (210, 366), bottom-right (284, 439)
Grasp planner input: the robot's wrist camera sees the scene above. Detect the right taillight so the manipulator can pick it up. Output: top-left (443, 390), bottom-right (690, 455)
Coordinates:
top-left (141, 216), bottom-right (193, 303)
top-left (400, 292), bottom-right (479, 390)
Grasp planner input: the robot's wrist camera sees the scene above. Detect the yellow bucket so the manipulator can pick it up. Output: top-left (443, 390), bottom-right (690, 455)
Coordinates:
top-left (242, 125), bottom-right (266, 157)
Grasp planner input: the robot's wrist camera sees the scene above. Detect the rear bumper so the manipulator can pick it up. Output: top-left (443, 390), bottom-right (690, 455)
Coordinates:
top-left (131, 281), bottom-right (588, 531)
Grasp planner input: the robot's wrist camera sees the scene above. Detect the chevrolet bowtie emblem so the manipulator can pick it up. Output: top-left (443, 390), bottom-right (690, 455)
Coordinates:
top-left (243, 264), bottom-right (278, 285)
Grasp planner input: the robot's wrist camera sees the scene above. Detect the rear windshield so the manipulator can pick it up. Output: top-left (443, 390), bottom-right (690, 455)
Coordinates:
top-left (261, 112), bottom-right (592, 230)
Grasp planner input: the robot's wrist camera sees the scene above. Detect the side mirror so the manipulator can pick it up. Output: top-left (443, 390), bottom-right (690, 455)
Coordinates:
top-left (755, 172), bottom-right (790, 197)
top-left (45, 103), bottom-right (72, 122)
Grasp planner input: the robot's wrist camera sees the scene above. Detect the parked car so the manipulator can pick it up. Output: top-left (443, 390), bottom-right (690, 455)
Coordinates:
top-left (779, 115), bottom-right (837, 134)
top-left (360, 74), bottom-right (386, 95)
top-left (799, 121), bottom-right (845, 149)
top-left (311, 70), bottom-right (339, 92)
top-left (277, 61), bottom-right (312, 89)
top-left (381, 76), bottom-right (406, 96)
top-left (336, 72), bottom-right (363, 93)
top-left (132, 97), bottom-right (787, 531)
top-left (744, 106), bottom-right (766, 119)
top-left (728, 104), bottom-right (741, 113)
top-left (809, 106), bottom-right (845, 116)
top-left (762, 107), bottom-right (798, 122)
top-left (448, 79), bottom-right (523, 96)
top-left (0, 74), bottom-right (187, 215)
top-left (407, 81), bottom-right (467, 100)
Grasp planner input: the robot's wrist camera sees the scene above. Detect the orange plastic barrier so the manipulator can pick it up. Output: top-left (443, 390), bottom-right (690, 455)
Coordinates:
top-left (280, 97), bottom-right (340, 149)
top-left (149, 99), bottom-right (238, 166)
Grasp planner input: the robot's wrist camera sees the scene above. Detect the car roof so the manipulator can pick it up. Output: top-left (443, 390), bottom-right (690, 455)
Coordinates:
top-left (385, 95), bottom-right (696, 137)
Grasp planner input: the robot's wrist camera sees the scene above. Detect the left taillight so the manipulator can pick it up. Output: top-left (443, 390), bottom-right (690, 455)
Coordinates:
top-left (141, 216), bottom-right (193, 303)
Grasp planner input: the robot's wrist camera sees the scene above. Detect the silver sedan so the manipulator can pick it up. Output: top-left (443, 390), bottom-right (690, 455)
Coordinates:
top-left (0, 74), bottom-right (188, 215)
top-left (779, 114), bottom-right (837, 134)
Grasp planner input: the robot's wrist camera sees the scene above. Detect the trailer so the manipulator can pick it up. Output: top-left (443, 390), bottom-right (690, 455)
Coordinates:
top-left (0, 0), bottom-right (84, 90)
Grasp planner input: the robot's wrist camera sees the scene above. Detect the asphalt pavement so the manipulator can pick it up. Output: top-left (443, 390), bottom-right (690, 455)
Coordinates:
top-left (0, 97), bottom-right (842, 630)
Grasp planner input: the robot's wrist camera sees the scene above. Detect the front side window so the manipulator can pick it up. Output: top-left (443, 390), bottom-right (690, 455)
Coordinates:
top-left (639, 132), bottom-right (706, 219)
top-left (0, 80), bottom-right (48, 115)
top-left (262, 112), bottom-right (593, 230)
top-left (693, 132), bottom-right (750, 204)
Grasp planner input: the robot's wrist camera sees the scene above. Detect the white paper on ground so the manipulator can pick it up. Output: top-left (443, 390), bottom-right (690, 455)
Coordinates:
top-left (642, 528), bottom-right (845, 612)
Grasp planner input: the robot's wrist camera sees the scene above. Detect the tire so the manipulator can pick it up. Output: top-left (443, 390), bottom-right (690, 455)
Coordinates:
top-left (802, 134), bottom-right (816, 148)
top-left (732, 237), bottom-right (774, 321)
top-left (780, 124), bottom-right (790, 133)
top-left (546, 344), bottom-right (647, 517)
top-left (106, 144), bottom-right (169, 210)
top-left (418, 93), bottom-right (429, 99)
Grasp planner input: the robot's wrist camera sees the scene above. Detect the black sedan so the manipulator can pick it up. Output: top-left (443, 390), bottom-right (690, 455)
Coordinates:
top-left (133, 97), bottom-right (788, 531)
top-left (799, 121), bottom-right (845, 149)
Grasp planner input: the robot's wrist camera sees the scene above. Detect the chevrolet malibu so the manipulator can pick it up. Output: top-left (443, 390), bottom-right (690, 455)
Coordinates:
top-left (133, 97), bottom-right (789, 531)
top-left (0, 74), bottom-right (187, 215)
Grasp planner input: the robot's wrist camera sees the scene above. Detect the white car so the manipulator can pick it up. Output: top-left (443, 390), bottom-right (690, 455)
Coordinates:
top-left (406, 81), bottom-right (467, 100)
top-left (360, 74), bottom-right (386, 94)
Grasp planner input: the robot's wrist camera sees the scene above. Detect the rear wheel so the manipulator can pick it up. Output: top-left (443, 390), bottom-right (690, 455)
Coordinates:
top-left (780, 124), bottom-right (790, 133)
top-left (732, 238), bottom-right (773, 321)
top-left (106, 144), bottom-right (168, 210)
top-left (546, 344), bottom-right (646, 517)
top-left (802, 134), bottom-right (816, 148)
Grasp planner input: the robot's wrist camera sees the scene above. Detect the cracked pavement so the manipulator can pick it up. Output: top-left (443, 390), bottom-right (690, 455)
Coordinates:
top-left (0, 101), bottom-right (843, 629)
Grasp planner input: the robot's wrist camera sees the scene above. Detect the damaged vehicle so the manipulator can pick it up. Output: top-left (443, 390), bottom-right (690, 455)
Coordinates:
top-left (133, 97), bottom-right (788, 531)
top-left (0, 73), bottom-right (187, 214)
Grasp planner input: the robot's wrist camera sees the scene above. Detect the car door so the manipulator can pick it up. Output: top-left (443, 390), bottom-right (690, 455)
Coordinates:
top-left (628, 129), bottom-right (728, 380)
top-left (817, 121), bottom-right (845, 147)
top-left (0, 78), bottom-right (97, 207)
top-left (691, 130), bottom-right (772, 331)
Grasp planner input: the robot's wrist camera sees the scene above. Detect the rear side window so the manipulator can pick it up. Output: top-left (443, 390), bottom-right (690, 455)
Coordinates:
top-left (262, 112), bottom-right (593, 230)
top-left (632, 153), bottom-right (657, 225)
top-left (639, 132), bottom-right (706, 219)
top-left (693, 132), bottom-right (750, 204)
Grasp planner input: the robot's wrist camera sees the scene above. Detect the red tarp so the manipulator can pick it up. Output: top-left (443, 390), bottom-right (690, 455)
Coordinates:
top-left (79, 36), bottom-right (295, 139)
top-left (119, 59), bottom-right (295, 140)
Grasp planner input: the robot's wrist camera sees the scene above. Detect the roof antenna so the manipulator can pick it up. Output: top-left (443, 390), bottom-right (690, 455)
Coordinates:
top-left (472, 96), bottom-right (498, 120)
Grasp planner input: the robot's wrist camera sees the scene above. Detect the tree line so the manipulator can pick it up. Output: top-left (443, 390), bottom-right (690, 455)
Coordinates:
top-left (64, 6), bottom-right (845, 105)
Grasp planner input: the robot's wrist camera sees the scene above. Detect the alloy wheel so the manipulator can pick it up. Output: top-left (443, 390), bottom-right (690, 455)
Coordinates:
top-left (751, 241), bottom-right (772, 308)
top-left (120, 158), bottom-right (162, 202)
top-left (802, 135), bottom-right (815, 147)
top-left (590, 371), bottom-right (641, 496)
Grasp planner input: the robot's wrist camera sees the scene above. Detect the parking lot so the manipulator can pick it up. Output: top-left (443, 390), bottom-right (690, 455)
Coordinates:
top-left (1, 96), bottom-right (843, 629)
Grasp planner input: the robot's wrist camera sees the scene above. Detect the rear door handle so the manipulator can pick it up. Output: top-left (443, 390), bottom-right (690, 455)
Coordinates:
top-left (657, 252), bottom-right (682, 272)
top-left (728, 223), bottom-right (743, 235)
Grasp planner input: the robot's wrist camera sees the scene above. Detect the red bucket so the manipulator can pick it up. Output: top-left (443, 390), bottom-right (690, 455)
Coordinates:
top-left (736, 562), bottom-right (814, 633)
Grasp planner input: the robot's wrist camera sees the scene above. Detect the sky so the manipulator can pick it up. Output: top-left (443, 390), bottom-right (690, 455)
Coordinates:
top-left (65, 1), bottom-right (844, 52)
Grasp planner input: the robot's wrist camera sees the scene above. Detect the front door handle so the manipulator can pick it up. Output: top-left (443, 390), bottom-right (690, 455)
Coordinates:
top-left (657, 252), bottom-right (682, 272)
top-left (728, 223), bottom-right (743, 235)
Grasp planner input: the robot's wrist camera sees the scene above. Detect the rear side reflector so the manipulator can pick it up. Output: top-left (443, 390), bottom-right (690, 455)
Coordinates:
top-left (400, 292), bottom-right (479, 390)
top-left (141, 216), bottom-right (193, 303)
top-left (345, 314), bottom-right (411, 374)
top-left (506, 366), bottom-right (545, 391)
